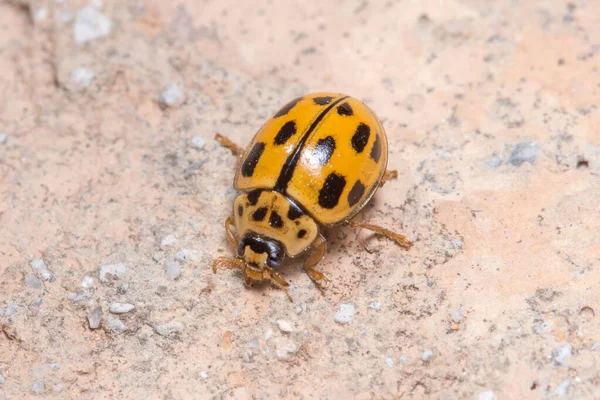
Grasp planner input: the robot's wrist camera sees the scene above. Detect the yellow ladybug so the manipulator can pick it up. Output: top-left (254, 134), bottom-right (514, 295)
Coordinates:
top-left (213, 92), bottom-right (412, 300)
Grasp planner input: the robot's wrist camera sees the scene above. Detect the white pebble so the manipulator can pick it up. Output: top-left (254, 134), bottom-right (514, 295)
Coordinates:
top-left (160, 234), bottom-right (177, 248)
top-left (0, 374), bottom-right (5, 385)
top-left (478, 391), bottom-right (496, 400)
top-left (422, 349), bottom-right (434, 361)
top-left (31, 258), bottom-right (53, 281)
top-left (553, 344), bottom-right (572, 367)
top-left (98, 263), bottom-right (128, 283)
top-left (272, 337), bottom-right (298, 360)
top-left (71, 67), bottom-right (95, 88)
top-left (109, 303), bottom-right (135, 314)
top-left (32, 380), bottom-right (44, 394)
top-left (369, 301), bottom-right (381, 310)
top-left (190, 136), bottom-right (205, 150)
top-left (165, 260), bottom-right (181, 280)
top-left (451, 238), bottom-right (463, 249)
top-left (81, 276), bottom-right (94, 288)
top-left (451, 309), bottom-right (464, 323)
top-left (335, 303), bottom-right (355, 324)
top-left (33, 7), bottom-right (48, 22)
top-left (0, 132), bottom-right (6, 144)
top-left (154, 321), bottom-right (184, 337)
top-left (175, 249), bottom-right (202, 263)
top-left (385, 357), bottom-right (394, 367)
top-left (53, 383), bottom-right (64, 393)
top-left (276, 319), bottom-right (294, 333)
top-left (156, 84), bottom-right (184, 108)
top-left (88, 306), bottom-right (102, 329)
top-left (73, 7), bottom-right (112, 45)
top-left (591, 341), bottom-right (600, 351)
top-left (554, 380), bottom-right (571, 397)
top-left (107, 317), bottom-right (126, 333)
top-left (199, 371), bottom-right (208, 379)
top-left (264, 328), bottom-right (273, 340)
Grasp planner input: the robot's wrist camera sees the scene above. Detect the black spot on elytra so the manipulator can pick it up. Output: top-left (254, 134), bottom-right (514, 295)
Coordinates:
top-left (348, 180), bottom-right (365, 207)
top-left (337, 102), bottom-right (353, 116)
top-left (274, 120), bottom-right (297, 145)
top-left (313, 96), bottom-right (333, 105)
top-left (297, 229), bottom-right (307, 238)
top-left (247, 189), bottom-right (262, 205)
top-left (318, 173), bottom-right (346, 209)
top-left (351, 123), bottom-right (370, 153)
top-left (370, 133), bottom-right (382, 162)
top-left (269, 211), bottom-right (284, 228)
top-left (313, 136), bottom-right (336, 165)
top-left (274, 96), bottom-right (303, 118)
top-left (241, 143), bottom-right (265, 177)
top-left (237, 205), bottom-right (243, 216)
top-left (287, 203), bottom-right (304, 220)
top-left (252, 207), bottom-right (268, 221)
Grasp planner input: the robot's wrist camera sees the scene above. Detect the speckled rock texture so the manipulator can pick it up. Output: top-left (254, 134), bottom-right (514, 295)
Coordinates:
top-left (1, 1), bottom-right (599, 399)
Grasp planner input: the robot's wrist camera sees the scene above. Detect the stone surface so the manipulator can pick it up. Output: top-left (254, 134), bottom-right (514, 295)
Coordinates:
top-left (1, 1), bottom-right (599, 398)
top-left (109, 303), bottom-right (135, 314)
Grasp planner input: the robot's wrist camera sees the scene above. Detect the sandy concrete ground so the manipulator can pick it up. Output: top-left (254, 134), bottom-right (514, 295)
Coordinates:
top-left (1, 0), bottom-right (599, 399)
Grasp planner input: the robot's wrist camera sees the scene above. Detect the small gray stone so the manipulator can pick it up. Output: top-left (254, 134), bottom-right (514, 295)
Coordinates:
top-left (165, 260), bottom-right (181, 280)
top-left (369, 301), bottom-right (381, 310)
top-left (32, 380), bottom-right (44, 394)
top-left (484, 154), bottom-right (502, 168)
top-left (553, 344), bottom-right (572, 366)
top-left (0, 374), bottom-right (5, 385)
top-left (24, 274), bottom-right (42, 289)
top-left (0, 132), bottom-right (7, 144)
top-left (98, 263), bottom-right (127, 283)
top-left (73, 7), bottom-right (112, 45)
top-left (50, 363), bottom-right (60, 370)
top-left (276, 319), bottom-right (294, 333)
top-left (335, 303), bottom-right (356, 324)
top-left (107, 317), bottom-right (126, 333)
top-left (156, 84), bottom-right (184, 108)
top-left (422, 349), bottom-right (434, 361)
top-left (109, 303), bottom-right (135, 314)
top-left (508, 142), bottom-right (539, 166)
top-left (68, 292), bottom-right (90, 303)
top-left (190, 136), bottom-right (206, 150)
top-left (53, 383), bottom-right (64, 393)
top-left (88, 306), bottom-right (102, 329)
top-left (71, 67), bottom-right (95, 87)
top-left (384, 357), bottom-right (394, 367)
top-left (554, 380), bottom-right (571, 397)
top-left (154, 321), bottom-right (184, 337)
top-left (5, 302), bottom-right (19, 316)
top-left (591, 341), bottom-right (600, 351)
top-left (199, 371), bottom-right (208, 379)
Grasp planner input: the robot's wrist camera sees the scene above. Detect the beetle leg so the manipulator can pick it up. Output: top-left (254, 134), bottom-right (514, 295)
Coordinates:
top-left (224, 215), bottom-right (239, 250)
top-left (215, 133), bottom-right (244, 156)
top-left (303, 233), bottom-right (330, 286)
top-left (263, 268), bottom-right (293, 302)
top-left (380, 170), bottom-right (398, 187)
top-left (348, 221), bottom-right (413, 250)
top-left (212, 256), bottom-right (244, 274)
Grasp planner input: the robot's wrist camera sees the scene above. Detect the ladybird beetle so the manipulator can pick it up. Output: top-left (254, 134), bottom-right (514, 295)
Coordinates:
top-left (213, 92), bottom-right (412, 300)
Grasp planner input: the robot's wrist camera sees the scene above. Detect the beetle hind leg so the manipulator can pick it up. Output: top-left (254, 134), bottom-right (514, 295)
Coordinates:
top-left (348, 221), bottom-right (413, 250)
top-left (303, 233), bottom-right (330, 287)
top-left (215, 133), bottom-right (244, 156)
top-left (380, 170), bottom-right (398, 187)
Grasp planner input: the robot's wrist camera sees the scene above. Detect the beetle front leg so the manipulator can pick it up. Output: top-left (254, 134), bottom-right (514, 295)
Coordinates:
top-left (215, 133), bottom-right (244, 156)
top-left (303, 233), bottom-right (330, 286)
